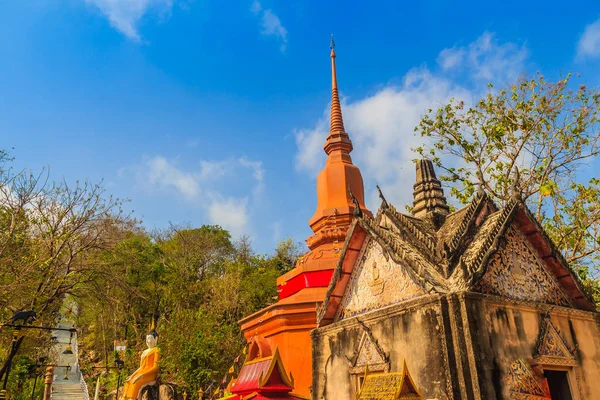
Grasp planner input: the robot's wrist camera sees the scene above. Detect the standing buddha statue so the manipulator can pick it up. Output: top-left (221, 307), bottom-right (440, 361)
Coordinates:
top-left (121, 328), bottom-right (160, 400)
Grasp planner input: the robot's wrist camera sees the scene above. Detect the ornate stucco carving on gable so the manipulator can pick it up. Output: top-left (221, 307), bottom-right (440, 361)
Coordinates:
top-left (472, 226), bottom-right (571, 306)
top-left (336, 239), bottom-right (425, 321)
top-left (507, 358), bottom-right (549, 399)
top-left (349, 330), bottom-right (389, 374)
top-left (534, 317), bottom-right (577, 367)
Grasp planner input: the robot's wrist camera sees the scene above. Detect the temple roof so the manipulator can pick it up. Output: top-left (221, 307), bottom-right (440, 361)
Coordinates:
top-left (317, 162), bottom-right (596, 325)
top-left (356, 360), bottom-right (423, 400)
top-left (230, 347), bottom-right (303, 399)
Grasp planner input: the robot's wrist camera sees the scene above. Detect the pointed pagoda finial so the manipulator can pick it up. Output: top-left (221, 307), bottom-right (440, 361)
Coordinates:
top-left (412, 159), bottom-right (449, 223)
top-left (324, 35), bottom-right (352, 155)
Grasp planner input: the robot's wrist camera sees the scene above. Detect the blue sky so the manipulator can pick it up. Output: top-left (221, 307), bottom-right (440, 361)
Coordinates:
top-left (1, 1), bottom-right (600, 254)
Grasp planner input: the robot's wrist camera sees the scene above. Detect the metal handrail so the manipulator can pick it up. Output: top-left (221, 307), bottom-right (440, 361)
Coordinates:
top-left (73, 324), bottom-right (90, 399)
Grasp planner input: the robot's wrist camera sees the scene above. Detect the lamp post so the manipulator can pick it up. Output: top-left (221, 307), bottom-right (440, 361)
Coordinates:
top-left (93, 359), bottom-right (125, 400)
top-left (63, 365), bottom-right (71, 380)
top-left (1, 329), bottom-right (22, 399)
top-left (0, 311), bottom-right (79, 400)
top-left (63, 330), bottom-right (75, 355)
top-left (30, 358), bottom-right (48, 400)
top-left (114, 358), bottom-right (124, 400)
top-left (42, 366), bottom-right (54, 400)
top-left (0, 320), bottom-right (78, 395)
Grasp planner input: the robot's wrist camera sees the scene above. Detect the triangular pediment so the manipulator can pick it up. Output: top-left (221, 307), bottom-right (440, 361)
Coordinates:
top-left (356, 360), bottom-right (422, 400)
top-left (257, 348), bottom-right (294, 389)
top-left (336, 238), bottom-right (425, 321)
top-left (350, 332), bottom-right (388, 374)
top-left (507, 358), bottom-right (549, 399)
top-left (534, 317), bottom-right (577, 366)
top-left (473, 225), bottom-right (571, 306)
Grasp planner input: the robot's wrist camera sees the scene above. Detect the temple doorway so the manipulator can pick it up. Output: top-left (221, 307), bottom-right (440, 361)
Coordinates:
top-left (544, 370), bottom-right (573, 400)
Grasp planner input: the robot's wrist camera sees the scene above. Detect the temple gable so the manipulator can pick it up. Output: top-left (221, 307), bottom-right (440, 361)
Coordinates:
top-left (534, 317), bottom-right (577, 366)
top-left (473, 225), bottom-right (571, 306)
top-left (356, 361), bottom-right (423, 400)
top-left (350, 332), bottom-right (389, 374)
top-left (336, 239), bottom-right (425, 321)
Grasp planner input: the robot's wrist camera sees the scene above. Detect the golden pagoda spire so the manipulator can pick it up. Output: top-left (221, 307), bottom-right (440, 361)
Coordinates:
top-left (324, 35), bottom-right (353, 155)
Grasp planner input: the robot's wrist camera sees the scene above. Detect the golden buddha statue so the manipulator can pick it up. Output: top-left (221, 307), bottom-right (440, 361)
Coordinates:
top-left (121, 329), bottom-right (160, 400)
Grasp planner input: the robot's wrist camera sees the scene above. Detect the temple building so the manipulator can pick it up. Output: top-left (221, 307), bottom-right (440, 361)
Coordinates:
top-left (235, 41), bottom-right (600, 400)
top-left (312, 162), bottom-right (600, 399)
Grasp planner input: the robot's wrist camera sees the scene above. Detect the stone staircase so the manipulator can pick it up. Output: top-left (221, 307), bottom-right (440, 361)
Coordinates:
top-left (50, 308), bottom-right (89, 400)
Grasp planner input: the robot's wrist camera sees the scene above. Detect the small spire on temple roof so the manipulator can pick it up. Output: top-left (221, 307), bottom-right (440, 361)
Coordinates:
top-left (412, 159), bottom-right (450, 225)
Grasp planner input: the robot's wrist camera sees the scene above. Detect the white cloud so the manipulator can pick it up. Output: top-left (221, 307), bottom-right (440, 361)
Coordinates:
top-left (437, 47), bottom-right (465, 70)
top-left (146, 156), bottom-right (200, 199)
top-left (251, 1), bottom-right (288, 52)
top-left (85, 0), bottom-right (174, 41)
top-left (186, 139), bottom-right (200, 148)
top-left (197, 160), bottom-right (230, 180)
top-left (468, 32), bottom-right (527, 82)
top-left (207, 196), bottom-right (249, 237)
top-left (128, 155), bottom-right (264, 237)
top-left (271, 221), bottom-right (282, 243)
top-left (295, 32), bottom-right (528, 210)
top-left (250, 0), bottom-right (262, 14)
top-left (577, 18), bottom-right (600, 59)
top-left (438, 32), bottom-right (527, 83)
top-left (238, 157), bottom-right (265, 195)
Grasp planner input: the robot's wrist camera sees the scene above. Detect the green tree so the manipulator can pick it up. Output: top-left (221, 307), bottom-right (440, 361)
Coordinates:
top-left (0, 150), bottom-right (133, 394)
top-left (416, 74), bottom-right (600, 303)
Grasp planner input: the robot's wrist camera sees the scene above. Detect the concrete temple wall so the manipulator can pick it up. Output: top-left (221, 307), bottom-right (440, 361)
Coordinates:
top-left (464, 293), bottom-right (600, 399)
top-left (312, 292), bottom-right (600, 400)
top-left (312, 295), bottom-right (455, 400)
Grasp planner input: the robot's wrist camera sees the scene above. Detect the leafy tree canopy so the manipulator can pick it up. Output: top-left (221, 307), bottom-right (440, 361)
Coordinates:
top-left (416, 73), bottom-right (600, 303)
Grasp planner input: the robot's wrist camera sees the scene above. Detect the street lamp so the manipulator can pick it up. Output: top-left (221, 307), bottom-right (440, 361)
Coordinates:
top-left (63, 365), bottom-right (71, 380)
top-left (63, 331), bottom-right (75, 354)
top-left (30, 357), bottom-right (48, 400)
top-left (62, 341), bottom-right (74, 355)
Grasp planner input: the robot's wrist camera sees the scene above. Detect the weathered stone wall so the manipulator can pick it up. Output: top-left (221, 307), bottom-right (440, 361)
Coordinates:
top-left (464, 294), bottom-right (600, 399)
top-left (313, 292), bottom-right (600, 400)
top-left (312, 295), bottom-right (454, 400)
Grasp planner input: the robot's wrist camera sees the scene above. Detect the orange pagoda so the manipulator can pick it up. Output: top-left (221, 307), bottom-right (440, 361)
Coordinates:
top-left (238, 37), bottom-right (370, 397)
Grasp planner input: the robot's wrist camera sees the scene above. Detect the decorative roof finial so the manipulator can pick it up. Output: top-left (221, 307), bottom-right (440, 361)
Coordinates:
top-left (348, 186), bottom-right (362, 217)
top-left (376, 184), bottom-right (388, 209)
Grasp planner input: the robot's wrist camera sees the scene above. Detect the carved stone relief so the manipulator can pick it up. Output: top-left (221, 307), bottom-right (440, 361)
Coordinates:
top-left (473, 226), bottom-right (570, 306)
top-left (507, 358), bottom-right (549, 399)
top-left (337, 239), bottom-right (425, 320)
top-left (350, 332), bottom-right (389, 374)
top-left (534, 317), bottom-right (578, 368)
